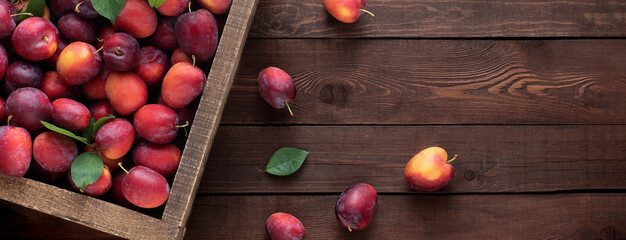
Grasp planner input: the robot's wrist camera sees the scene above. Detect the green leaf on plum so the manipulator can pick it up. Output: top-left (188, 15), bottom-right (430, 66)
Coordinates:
top-left (70, 152), bottom-right (103, 192)
top-left (81, 118), bottom-right (96, 141)
top-left (265, 147), bottom-right (309, 176)
top-left (18, 0), bottom-right (46, 22)
top-left (148, 0), bottom-right (167, 8)
top-left (41, 121), bottom-right (90, 146)
top-left (91, 0), bottom-right (125, 24)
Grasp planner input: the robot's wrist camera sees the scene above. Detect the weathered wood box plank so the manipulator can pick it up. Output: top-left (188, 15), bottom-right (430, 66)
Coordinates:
top-left (0, 0), bottom-right (259, 238)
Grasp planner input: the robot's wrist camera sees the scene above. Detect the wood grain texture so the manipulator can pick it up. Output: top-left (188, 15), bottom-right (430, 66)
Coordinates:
top-left (185, 194), bottom-right (626, 239)
top-left (0, 175), bottom-right (180, 240)
top-left (221, 39), bottom-right (626, 124)
top-left (250, 0), bottom-right (626, 38)
top-left (200, 125), bottom-right (626, 193)
top-left (161, 0), bottom-right (259, 231)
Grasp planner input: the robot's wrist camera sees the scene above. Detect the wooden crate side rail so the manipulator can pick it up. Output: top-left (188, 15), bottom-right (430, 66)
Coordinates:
top-left (0, 175), bottom-right (181, 239)
top-left (161, 0), bottom-right (260, 232)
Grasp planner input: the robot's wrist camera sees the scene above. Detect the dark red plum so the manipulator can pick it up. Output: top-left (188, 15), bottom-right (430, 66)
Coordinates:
top-left (110, 171), bottom-right (133, 207)
top-left (6, 87), bottom-right (53, 132)
top-left (132, 140), bottom-right (181, 178)
top-left (80, 67), bottom-right (110, 101)
top-left (49, 0), bottom-right (81, 17)
top-left (122, 166), bottom-right (170, 209)
top-left (335, 183), bottom-right (377, 231)
top-left (134, 46), bottom-right (169, 88)
top-left (175, 9), bottom-right (218, 62)
top-left (152, 16), bottom-right (178, 52)
top-left (258, 67), bottom-right (296, 115)
top-left (0, 43), bottom-right (7, 80)
top-left (5, 60), bottom-right (43, 92)
top-left (75, 0), bottom-right (99, 19)
top-left (12, 17), bottom-right (59, 61)
top-left (51, 98), bottom-right (90, 133)
top-left (96, 24), bottom-right (115, 49)
top-left (0, 97), bottom-right (5, 125)
top-left (40, 71), bottom-right (80, 100)
top-left (103, 32), bottom-right (140, 71)
top-left (134, 104), bottom-right (179, 144)
top-left (0, 0), bottom-right (17, 39)
top-left (88, 101), bottom-right (117, 121)
top-left (33, 132), bottom-right (77, 172)
top-left (0, 125), bottom-right (31, 177)
top-left (57, 13), bottom-right (96, 44)
top-left (266, 212), bottom-right (306, 240)
top-left (43, 38), bottom-right (68, 69)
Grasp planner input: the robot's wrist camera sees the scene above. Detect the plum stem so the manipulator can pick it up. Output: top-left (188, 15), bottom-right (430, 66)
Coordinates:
top-left (7, 115), bottom-right (12, 126)
top-left (75, 1), bottom-right (84, 13)
top-left (176, 121), bottom-right (189, 128)
top-left (348, 225), bottom-right (352, 232)
top-left (447, 154), bottom-right (458, 163)
top-left (285, 101), bottom-right (294, 116)
top-left (115, 47), bottom-right (122, 56)
top-left (118, 162), bottom-right (129, 174)
top-left (188, 2), bottom-right (192, 13)
top-left (360, 9), bottom-right (375, 18)
top-left (191, 55), bottom-right (196, 67)
top-left (42, 36), bottom-right (48, 44)
top-left (10, 12), bottom-right (32, 17)
top-left (93, 46), bottom-right (103, 54)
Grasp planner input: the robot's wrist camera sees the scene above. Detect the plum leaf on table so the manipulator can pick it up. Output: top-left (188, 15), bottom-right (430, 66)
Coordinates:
top-left (265, 147), bottom-right (309, 176)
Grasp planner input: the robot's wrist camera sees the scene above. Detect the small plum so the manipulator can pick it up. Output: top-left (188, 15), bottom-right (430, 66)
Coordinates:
top-left (335, 183), bottom-right (377, 231)
top-left (323, 0), bottom-right (374, 23)
top-left (198, 0), bottom-right (233, 15)
top-left (152, 16), bottom-right (178, 52)
top-left (170, 47), bottom-right (191, 66)
top-left (33, 132), bottom-right (77, 172)
top-left (95, 118), bottom-right (135, 160)
top-left (74, 0), bottom-right (99, 19)
top-left (57, 13), bottom-right (96, 44)
top-left (156, 0), bottom-right (190, 16)
top-left (40, 71), bottom-right (80, 100)
top-left (161, 62), bottom-right (205, 109)
top-left (0, 0), bottom-right (17, 39)
top-left (258, 67), bottom-right (296, 116)
top-left (110, 171), bottom-right (133, 207)
top-left (49, 0), bottom-right (80, 17)
top-left (96, 24), bottom-right (115, 49)
top-left (69, 165), bottom-right (112, 196)
top-left (5, 60), bottom-right (43, 92)
top-left (6, 87), bottom-right (53, 132)
top-left (0, 125), bottom-right (31, 177)
top-left (51, 98), bottom-right (90, 133)
top-left (87, 101), bottom-right (117, 121)
top-left (122, 166), bottom-right (170, 209)
top-left (134, 104), bottom-right (179, 144)
top-left (175, 9), bottom-right (218, 61)
top-left (134, 46), bottom-right (169, 88)
top-left (114, 0), bottom-right (157, 38)
top-left (104, 71), bottom-right (148, 115)
top-left (132, 140), bottom-right (181, 178)
top-left (102, 32), bottom-right (140, 71)
top-left (12, 17), bottom-right (59, 61)
top-left (80, 67), bottom-right (111, 101)
top-left (57, 41), bottom-right (102, 86)
top-left (404, 147), bottom-right (456, 191)
top-left (265, 212), bottom-right (306, 240)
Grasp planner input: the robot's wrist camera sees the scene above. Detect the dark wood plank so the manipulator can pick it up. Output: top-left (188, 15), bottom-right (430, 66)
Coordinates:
top-left (250, 0), bottom-right (626, 38)
top-left (200, 125), bottom-right (626, 193)
top-left (161, 0), bottom-right (259, 231)
top-left (185, 194), bottom-right (626, 239)
top-left (222, 39), bottom-right (626, 124)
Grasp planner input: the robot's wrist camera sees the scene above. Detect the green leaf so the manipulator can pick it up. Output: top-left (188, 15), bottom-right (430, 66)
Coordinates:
top-left (19, 0), bottom-right (46, 22)
top-left (81, 118), bottom-right (96, 140)
top-left (148, 0), bottom-right (166, 8)
top-left (41, 121), bottom-right (90, 146)
top-left (91, 0), bottom-right (125, 24)
top-left (71, 152), bottom-right (103, 192)
top-left (92, 114), bottom-right (115, 139)
top-left (265, 147), bottom-right (309, 176)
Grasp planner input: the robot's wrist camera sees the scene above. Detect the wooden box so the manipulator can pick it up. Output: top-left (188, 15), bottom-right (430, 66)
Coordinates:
top-left (0, 0), bottom-right (259, 239)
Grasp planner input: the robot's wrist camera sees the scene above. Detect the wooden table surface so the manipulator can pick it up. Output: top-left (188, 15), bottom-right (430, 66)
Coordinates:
top-left (3, 0), bottom-right (626, 239)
